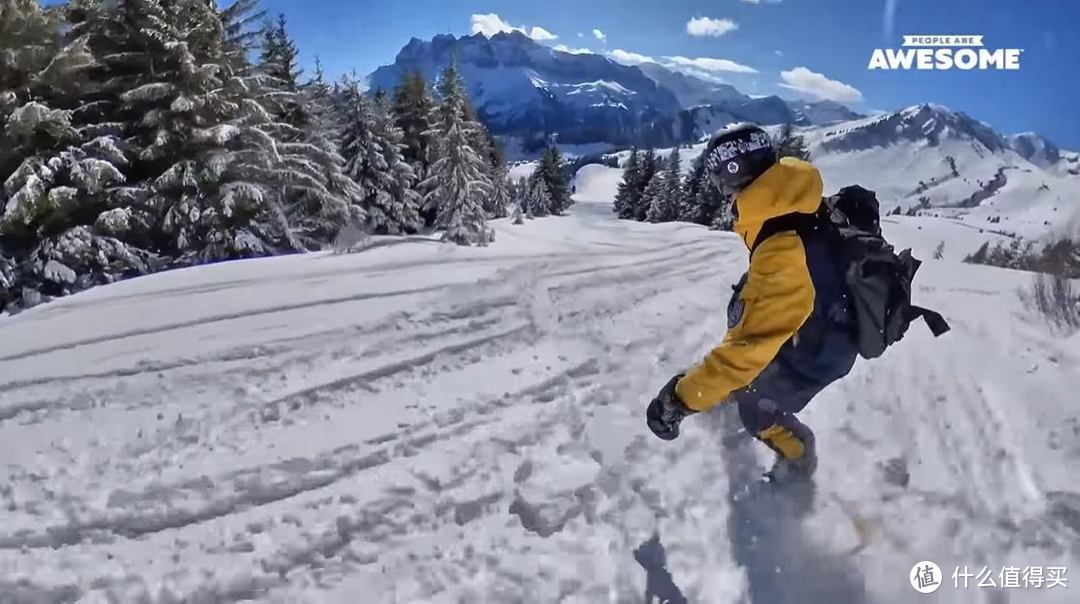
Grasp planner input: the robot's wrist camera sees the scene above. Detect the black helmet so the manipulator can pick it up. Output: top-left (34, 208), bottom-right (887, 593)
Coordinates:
top-left (703, 123), bottom-right (777, 197)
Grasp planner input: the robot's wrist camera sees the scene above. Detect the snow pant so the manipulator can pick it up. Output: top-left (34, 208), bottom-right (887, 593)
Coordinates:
top-left (733, 330), bottom-right (858, 460)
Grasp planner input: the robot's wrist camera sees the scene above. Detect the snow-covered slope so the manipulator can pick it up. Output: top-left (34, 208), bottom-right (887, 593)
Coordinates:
top-left (2, 165), bottom-right (1078, 603)
top-left (802, 104), bottom-right (1080, 240)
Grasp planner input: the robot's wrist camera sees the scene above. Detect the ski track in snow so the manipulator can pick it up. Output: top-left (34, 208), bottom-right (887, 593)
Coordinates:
top-left (1, 165), bottom-right (1079, 603)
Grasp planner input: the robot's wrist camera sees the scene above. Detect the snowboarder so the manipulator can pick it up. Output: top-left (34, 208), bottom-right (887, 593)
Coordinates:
top-left (644, 123), bottom-right (946, 483)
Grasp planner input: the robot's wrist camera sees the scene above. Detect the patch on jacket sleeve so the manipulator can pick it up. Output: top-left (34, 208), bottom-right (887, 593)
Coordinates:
top-left (727, 297), bottom-right (745, 328)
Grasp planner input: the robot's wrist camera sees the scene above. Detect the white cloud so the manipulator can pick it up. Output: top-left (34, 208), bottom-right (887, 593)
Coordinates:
top-left (554, 44), bottom-right (594, 55)
top-left (592, 29), bottom-right (606, 42)
top-left (686, 17), bottom-right (738, 38)
top-left (470, 13), bottom-right (515, 36)
top-left (741, 0), bottom-right (784, 4)
top-left (778, 67), bottom-right (863, 102)
top-left (470, 13), bottom-right (558, 41)
top-left (664, 55), bottom-right (758, 74)
top-left (775, 50), bottom-right (784, 57)
top-left (529, 26), bottom-right (558, 41)
top-left (608, 49), bottom-right (655, 65)
top-left (607, 50), bottom-right (758, 83)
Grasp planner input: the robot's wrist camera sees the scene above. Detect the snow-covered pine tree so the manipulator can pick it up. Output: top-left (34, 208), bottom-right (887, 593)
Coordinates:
top-left (645, 147), bottom-right (680, 223)
top-left (486, 161), bottom-right (512, 219)
top-left (0, 0), bottom-right (157, 306)
top-left (676, 148), bottom-right (734, 231)
top-left (420, 62), bottom-right (493, 245)
top-left (514, 176), bottom-right (533, 219)
top-left (255, 14), bottom-right (358, 248)
top-left (67, 0), bottom-right (310, 263)
top-left (634, 149), bottom-right (660, 221)
top-left (677, 152), bottom-right (702, 223)
top-left (527, 174), bottom-right (553, 218)
top-left (534, 147), bottom-right (571, 214)
top-left (511, 198), bottom-right (524, 225)
top-left (339, 81), bottom-right (389, 229)
top-left (393, 71), bottom-right (436, 218)
top-left (260, 14), bottom-right (301, 91)
top-left (370, 90), bottom-right (421, 234)
top-left (776, 123), bottom-right (811, 161)
top-left (640, 172), bottom-right (666, 223)
top-left (613, 148), bottom-right (640, 219)
top-left (1, 0), bottom-right (109, 247)
top-left (290, 56), bottom-right (362, 242)
top-left (0, 246), bottom-right (15, 311)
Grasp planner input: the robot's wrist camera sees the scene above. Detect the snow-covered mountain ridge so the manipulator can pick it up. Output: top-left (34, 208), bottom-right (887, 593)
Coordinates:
top-left (797, 103), bottom-right (1079, 239)
top-left (368, 31), bottom-right (681, 149)
top-left (367, 31), bottom-right (865, 150)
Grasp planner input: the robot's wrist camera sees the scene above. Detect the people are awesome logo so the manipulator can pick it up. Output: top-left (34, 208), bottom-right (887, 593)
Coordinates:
top-left (869, 35), bottom-right (1022, 71)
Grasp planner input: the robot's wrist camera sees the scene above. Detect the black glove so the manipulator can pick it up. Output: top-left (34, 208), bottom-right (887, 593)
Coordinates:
top-left (646, 374), bottom-right (697, 441)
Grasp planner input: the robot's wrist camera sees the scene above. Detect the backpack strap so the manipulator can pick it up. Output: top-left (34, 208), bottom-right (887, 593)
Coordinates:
top-left (897, 252), bottom-right (952, 338)
top-left (906, 305), bottom-right (951, 337)
top-left (750, 212), bottom-right (822, 256)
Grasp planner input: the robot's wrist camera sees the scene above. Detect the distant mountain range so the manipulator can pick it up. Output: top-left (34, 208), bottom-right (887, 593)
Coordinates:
top-left (367, 31), bottom-right (867, 150)
top-left (367, 31), bottom-right (1077, 217)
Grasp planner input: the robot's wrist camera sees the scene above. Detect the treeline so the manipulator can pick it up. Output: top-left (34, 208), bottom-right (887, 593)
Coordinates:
top-left (964, 237), bottom-right (1080, 328)
top-left (613, 147), bottom-right (734, 229)
top-left (612, 123), bottom-right (810, 230)
top-left (964, 237), bottom-right (1080, 278)
top-left (0, 0), bottom-right (570, 313)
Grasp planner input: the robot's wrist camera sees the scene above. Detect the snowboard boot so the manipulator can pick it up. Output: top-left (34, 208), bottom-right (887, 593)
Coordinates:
top-left (758, 417), bottom-right (817, 484)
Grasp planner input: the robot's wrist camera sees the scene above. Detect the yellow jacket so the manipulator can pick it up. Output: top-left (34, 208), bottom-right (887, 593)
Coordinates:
top-left (675, 158), bottom-right (824, 412)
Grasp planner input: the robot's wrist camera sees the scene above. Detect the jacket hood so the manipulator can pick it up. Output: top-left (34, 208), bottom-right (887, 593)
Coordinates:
top-left (734, 158), bottom-right (823, 249)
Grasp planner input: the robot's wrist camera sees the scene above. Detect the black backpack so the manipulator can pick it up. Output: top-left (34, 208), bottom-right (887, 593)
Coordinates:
top-left (752, 185), bottom-right (950, 359)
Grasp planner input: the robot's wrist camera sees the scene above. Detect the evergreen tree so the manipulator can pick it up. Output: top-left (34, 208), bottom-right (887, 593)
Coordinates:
top-left (680, 152), bottom-right (730, 228)
top-left (0, 247), bottom-right (15, 311)
top-left (486, 162), bottom-right (512, 219)
top-left (534, 147), bottom-right (571, 214)
top-left (0, 0), bottom-right (140, 307)
top-left (511, 199), bottom-right (524, 225)
top-left (370, 90), bottom-right (421, 234)
top-left (255, 13), bottom-right (356, 247)
top-left (260, 14), bottom-right (300, 92)
top-left (392, 71), bottom-right (435, 182)
top-left (646, 147), bottom-right (681, 223)
top-left (514, 176), bottom-right (532, 219)
top-left (421, 62), bottom-right (493, 245)
top-left (634, 149), bottom-right (660, 221)
top-left (527, 174), bottom-right (553, 218)
top-left (288, 56), bottom-right (361, 242)
top-left (0, 0), bottom-right (120, 250)
top-left (613, 148), bottom-right (640, 219)
top-left (640, 172), bottom-right (665, 223)
top-left (67, 0), bottom-right (319, 261)
top-left (339, 83), bottom-right (386, 228)
top-left (678, 152), bottom-right (704, 223)
top-left (776, 123), bottom-right (811, 161)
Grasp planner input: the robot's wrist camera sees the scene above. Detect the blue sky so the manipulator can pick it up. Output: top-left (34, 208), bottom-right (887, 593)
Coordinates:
top-left (261, 0), bottom-right (1079, 147)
